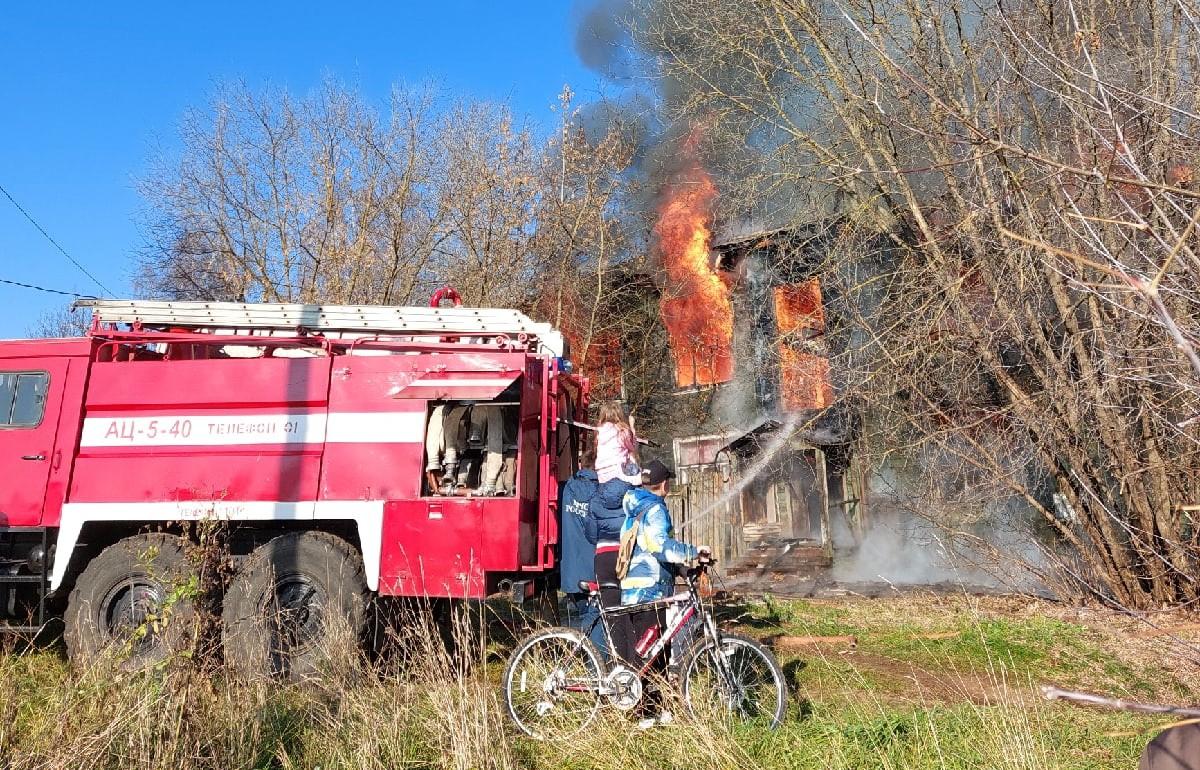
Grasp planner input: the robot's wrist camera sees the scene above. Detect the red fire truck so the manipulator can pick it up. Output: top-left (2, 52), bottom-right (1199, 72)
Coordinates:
top-left (0, 297), bottom-right (586, 673)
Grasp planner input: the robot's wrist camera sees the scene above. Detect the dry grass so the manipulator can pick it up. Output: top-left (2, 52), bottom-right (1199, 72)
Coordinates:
top-left (0, 594), bottom-right (1193, 769)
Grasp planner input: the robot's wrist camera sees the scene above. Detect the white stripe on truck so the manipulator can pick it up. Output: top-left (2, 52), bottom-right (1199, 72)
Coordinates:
top-left (79, 411), bottom-right (425, 447)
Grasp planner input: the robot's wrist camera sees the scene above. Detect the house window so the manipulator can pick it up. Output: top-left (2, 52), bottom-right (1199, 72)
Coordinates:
top-left (672, 433), bottom-right (736, 485)
top-left (775, 279), bottom-right (832, 411)
top-left (773, 280), bottom-right (825, 338)
top-left (0, 372), bottom-right (50, 428)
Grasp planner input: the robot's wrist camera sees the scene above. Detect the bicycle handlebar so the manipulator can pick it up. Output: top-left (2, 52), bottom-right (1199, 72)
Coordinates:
top-left (685, 559), bottom-right (715, 581)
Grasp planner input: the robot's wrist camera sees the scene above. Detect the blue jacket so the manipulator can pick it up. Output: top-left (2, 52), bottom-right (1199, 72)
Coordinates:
top-left (619, 487), bottom-right (698, 605)
top-left (559, 469), bottom-right (599, 592)
top-left (585, 479), bottom-right (633, 545)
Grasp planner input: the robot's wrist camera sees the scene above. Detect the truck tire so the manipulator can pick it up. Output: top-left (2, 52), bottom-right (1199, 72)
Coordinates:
top-left (64, 533), bottom-right (196, 669)
top-left (222, 531), bottom-right (368, 680)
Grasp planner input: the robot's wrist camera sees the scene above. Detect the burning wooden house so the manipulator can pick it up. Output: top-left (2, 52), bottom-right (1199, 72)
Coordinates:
top-left (658, 219), bottom-right (870, 573)
top-left (553, 139), bottom-right (872, 573)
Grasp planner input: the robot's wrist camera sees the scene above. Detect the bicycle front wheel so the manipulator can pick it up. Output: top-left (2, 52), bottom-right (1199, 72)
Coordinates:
top-left (679, 631), bottom-right (788, 728)
top-left (503, 627), bottom-right (605, 739)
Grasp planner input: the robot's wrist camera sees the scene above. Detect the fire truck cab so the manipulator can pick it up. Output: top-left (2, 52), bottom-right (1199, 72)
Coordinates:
top-left (0, 298), bottom-right (586, 672)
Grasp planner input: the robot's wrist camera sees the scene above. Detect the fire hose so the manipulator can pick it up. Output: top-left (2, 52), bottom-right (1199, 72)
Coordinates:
top-left (557, 418), bottom-right (661, 448)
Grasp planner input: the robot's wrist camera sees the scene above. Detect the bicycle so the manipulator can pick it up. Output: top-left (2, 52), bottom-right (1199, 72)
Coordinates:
top-left (502, 560), bottom-right (788, 738)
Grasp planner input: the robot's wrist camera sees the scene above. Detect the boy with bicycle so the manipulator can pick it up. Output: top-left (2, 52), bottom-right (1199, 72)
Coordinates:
top-left (618, 459), bottom-right (711, 727)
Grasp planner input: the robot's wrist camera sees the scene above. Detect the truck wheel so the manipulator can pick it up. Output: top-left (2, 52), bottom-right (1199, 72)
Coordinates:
top-left (222, 531), bottom-right (368, 679)
top-left (64, 533), bottom-right (196, 669)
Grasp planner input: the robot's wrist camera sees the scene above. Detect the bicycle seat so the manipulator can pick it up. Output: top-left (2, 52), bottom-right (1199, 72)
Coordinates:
top-left (578, 580), bottom-right (620, 594)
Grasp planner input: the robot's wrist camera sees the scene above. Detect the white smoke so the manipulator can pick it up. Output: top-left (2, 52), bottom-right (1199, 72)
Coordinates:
top-left (831, 511), bottom-right (1048, 593)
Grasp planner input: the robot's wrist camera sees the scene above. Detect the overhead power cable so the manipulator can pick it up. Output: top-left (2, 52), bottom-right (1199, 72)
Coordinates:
top-left (0, 276), bottom-right (92, 298)
top-left (0, 182), bottom-right (113, 295)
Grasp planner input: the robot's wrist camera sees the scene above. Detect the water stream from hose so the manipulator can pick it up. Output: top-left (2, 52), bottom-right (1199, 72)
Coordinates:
top-left (677, 413), bottom-right (802, 536)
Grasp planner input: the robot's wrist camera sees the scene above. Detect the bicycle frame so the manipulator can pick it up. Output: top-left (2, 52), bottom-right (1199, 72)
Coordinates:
top-left (580, 566), bottom-right (720, 678)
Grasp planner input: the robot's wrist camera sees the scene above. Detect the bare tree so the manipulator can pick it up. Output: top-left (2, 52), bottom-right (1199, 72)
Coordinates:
top-left (431, 100), bottom-right (542, 307)
top-left (139, 81), bottom-right (535, 307)
top-left (531, 88), bottom-right (650, 400)
top-left (138, 79), bottom-right (648, 406)
top-left (616, 0), bottom-right (1200, 607)
top-left (29, 304), bottom-right (90, 338)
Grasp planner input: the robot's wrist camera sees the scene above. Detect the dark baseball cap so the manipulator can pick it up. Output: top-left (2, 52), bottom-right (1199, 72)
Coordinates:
top-left (643, 459), bottom-right (676, 486)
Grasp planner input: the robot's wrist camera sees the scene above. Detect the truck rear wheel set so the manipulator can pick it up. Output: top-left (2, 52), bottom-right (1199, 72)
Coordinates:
top-left (63, 530), bottom-right (368, 679)
top-left (223, 531), bottom-right (368, 679)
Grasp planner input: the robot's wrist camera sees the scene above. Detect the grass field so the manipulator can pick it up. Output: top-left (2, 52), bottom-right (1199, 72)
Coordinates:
top-left (0, 592), bottom-right (1195, 769)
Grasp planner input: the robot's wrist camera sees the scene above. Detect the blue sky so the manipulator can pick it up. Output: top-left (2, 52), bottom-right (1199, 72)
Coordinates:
top-left (0, 1), bottom-right (602, 338)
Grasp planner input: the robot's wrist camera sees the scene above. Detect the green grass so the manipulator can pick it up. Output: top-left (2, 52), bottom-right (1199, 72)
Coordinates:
top-left (735, 594), bottom-right (1190, 698)
top-left (736, 703), bottom-right (1159, 770)
top-left (0, 596), bottom-right (1193, 770)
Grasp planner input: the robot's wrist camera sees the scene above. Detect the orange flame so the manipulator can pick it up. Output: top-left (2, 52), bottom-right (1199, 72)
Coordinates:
top-left (655, 143), bottom-right (733, 388)
top-left (775, 280), bottom-right (832, 411)
top-left (778, 348), bottom-right (833, 411)
top-left (773, 281), bottom-right (824, 336)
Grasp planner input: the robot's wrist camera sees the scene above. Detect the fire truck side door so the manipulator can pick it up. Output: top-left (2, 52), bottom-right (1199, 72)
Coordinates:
top-left (0, 359), bottom-right (68, 527)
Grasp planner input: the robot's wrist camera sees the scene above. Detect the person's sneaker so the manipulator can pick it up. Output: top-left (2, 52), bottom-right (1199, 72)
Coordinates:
top-left (474, 484), bottom-right (496, 496)
top-left (635, 711), bottom-right (673, 730)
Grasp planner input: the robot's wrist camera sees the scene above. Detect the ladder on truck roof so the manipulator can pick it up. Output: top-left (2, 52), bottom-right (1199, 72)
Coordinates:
top-left (75, 299), bottom-right (565, 356)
